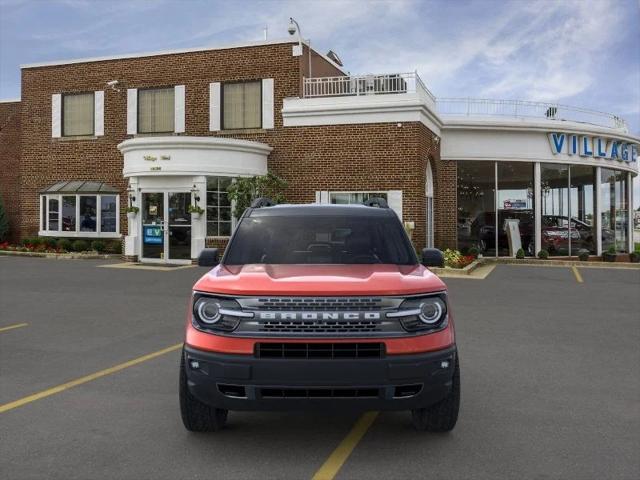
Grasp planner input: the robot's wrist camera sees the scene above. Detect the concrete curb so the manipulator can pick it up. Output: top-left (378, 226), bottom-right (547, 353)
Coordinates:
top-left (487, 257), bottom-right (640, 269)
top-left (0, 250), bottom-right (120, 260)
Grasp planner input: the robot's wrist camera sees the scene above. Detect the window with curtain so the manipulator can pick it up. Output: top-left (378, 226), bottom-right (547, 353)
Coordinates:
top-left (138, 87), bottom-right (175, 133)
top-left (63, 92), bottom-right (94, 136)
top-left (222, 81), bottom-right (261, 129)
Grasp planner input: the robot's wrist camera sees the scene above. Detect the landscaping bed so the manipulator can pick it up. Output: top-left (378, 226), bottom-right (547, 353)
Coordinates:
top-left (0, 237), bottom-right (122, 259)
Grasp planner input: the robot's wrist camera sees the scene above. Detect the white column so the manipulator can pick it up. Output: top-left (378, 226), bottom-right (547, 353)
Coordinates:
top-left (191, 175), bottom-right (207, 260)
top-left (628, 172), bottom-right (634, 253)
top-left (534, 162), bottom-right (541, 256)
top-left (124, 177), bottom-right (140, 258)
top-left (595, 166), bottom-right (602, 256)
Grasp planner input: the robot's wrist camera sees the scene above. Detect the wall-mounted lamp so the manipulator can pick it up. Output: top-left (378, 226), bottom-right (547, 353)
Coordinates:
top-left (191, 185), bottom-right (200, 203)
top-left (127, 187), bottom-right (136, 205)
top-left (288, 17), bottom-right (312, 77)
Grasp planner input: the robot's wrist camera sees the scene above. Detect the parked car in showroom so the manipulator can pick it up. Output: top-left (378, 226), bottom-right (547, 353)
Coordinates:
top-left (180, 198), bottom-right (459, 432)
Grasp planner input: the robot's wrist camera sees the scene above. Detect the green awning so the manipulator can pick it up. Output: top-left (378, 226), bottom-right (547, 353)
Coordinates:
top-left (41, 181), bottom-right (120, 194)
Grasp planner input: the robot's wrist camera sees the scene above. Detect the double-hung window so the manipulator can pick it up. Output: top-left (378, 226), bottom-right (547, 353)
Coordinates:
top-left (138, 87), bottom-right (175, 133)
top-left (62, 92), bottom-right (94, 136)
top-left (222, 81), bottom-right (261, 129)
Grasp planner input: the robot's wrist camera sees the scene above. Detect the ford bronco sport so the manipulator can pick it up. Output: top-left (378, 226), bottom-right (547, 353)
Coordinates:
top-left (180, 198), bottom-right (460, 432)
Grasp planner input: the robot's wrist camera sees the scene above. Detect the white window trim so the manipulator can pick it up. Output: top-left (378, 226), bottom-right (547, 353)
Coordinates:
top-left (205, 176), bottom-right (235, 238)
top-left (39, 193), bottom-right (120, 238)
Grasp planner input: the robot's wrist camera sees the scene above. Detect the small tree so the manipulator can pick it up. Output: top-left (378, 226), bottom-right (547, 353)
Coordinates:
top-left (0, 195), bottom-right (9, 242)
top-left (227, 173), bottom-right (288, 219)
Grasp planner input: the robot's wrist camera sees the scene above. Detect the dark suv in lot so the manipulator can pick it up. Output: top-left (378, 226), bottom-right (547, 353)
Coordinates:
top-left (180, 198), bottom-right (460, 432)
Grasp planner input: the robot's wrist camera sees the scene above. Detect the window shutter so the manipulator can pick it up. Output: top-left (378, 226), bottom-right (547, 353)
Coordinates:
top-left (127, 88), bottom-right (137, 135)
top-left (319, 191), bottom-right (329, 204)
top-left (94, 91), bottom-right (104, 136)
top-left (209, 82), bottom-right (221, 131)
top-left (387, 190), bottom-right (403, 220)
top-left (174, 85), bottom-right (185, 133)
top-left (262, 78), bottom-right (274, 129)
top-left (51, 94), bottom-right (62, 138)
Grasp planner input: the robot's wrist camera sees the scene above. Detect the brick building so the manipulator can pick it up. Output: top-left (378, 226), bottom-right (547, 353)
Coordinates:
top-left (0, 38), bottom-right (638, 262)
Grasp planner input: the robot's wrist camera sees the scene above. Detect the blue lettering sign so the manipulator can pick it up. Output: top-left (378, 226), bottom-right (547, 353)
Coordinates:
top-left (610, 141), bottom-right (619, 159)
top-left (580, 136), bottom-right (593, 156)
top-left (143, 226), bottom-right (163, 245)
top-left (569, 135), bottom-right (578, 155)
top-left (550, 133), bottom-right (565, 154)
top-left (595, 138), bottom-right (607, 157)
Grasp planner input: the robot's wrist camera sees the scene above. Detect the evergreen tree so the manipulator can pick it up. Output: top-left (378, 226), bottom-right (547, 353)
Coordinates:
top-left (0, 195), bottom-right (9, 242)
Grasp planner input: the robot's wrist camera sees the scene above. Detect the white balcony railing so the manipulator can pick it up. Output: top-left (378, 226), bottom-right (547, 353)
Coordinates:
top-left (436, 98), bottom-right (628, 131)
top-left (303, 72), bottom-right (435, 101)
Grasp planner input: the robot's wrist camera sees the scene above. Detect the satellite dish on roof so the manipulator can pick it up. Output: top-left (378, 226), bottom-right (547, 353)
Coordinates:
top-left (326, 50), bottom-right (343, 67)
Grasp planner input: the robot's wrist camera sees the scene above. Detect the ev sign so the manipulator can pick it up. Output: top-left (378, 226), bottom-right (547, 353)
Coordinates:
top-left (548, 133), bottom-right (638, 163)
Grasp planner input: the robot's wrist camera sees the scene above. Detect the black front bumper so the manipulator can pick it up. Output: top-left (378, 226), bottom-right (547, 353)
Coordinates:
top-left (183, 345), bottom-right (457, 411)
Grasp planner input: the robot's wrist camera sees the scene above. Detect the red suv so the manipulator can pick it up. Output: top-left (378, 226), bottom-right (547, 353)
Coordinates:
top-left (180, 198), bottom-right (460, 432)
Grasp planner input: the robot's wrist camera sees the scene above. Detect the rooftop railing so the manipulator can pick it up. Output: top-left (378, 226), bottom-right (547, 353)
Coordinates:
top-left (436, 98), bottom-right (628, 131)
top-left (303, 72), bottom-right (436, 102)
top-left (301, 73), bottom-right (628, 132)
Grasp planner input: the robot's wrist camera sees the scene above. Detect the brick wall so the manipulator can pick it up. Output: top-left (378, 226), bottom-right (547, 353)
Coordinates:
top-left (0, 101), bottom-right (21, 242)
top-left (17, 41), bottom-right (450, 252)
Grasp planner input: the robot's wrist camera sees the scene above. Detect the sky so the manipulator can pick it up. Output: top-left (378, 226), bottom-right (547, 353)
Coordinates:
top-left (1, 0), bottom-right (638, 206)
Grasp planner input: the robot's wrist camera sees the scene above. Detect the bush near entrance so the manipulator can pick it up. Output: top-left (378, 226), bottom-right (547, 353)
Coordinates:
top-left (537, 249), bottom-right (549, 260)
top-left (226, 173), bottom-right (288, 219)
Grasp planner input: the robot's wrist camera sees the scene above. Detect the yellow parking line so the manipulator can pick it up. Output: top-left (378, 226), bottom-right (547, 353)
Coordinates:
top-left (0, 323), bottom-right (28, 333)
top-left (571, 266), bottom-right (584, 283)
top-left (312, 411), bottom-right (379, 480)
top-left (0, 343), bottom-right (182, 414)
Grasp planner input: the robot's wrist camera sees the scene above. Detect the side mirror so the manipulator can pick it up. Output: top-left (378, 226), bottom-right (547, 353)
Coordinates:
top-left (421, 248), bottom-right (444, 268)
top-left (198, 248), bottom-right (219, 267)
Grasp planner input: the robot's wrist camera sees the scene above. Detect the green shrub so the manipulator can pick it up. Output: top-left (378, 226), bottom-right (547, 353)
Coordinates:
top-left (537, 249), bottom-right (549, 260)
top-left (516, 248), bottom-right (525, 259)
top-left (21, 237), bottom-right (37, 246)
top-left (57, 238), bottom-right (72, 252)
top-left (72, 239), bottom-right (89, 252)
top-left (468, 246), bottom-right (479, 258)
top-left (91, 240), bottom-right (106, 253)
top-left (42, 237), bottom-right (58, 249)
top-left (606, 245), bottom-right (616, 254)
top-left (443, 248), bottom-right (462, 267)
top-left (577, 249), bottom-right (589, 261)
top-left (106, 240), bottom-right (122, 254)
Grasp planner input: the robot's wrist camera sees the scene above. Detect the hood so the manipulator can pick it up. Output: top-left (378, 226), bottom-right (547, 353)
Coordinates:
top-left (193, 264), bottom-right (446, 296)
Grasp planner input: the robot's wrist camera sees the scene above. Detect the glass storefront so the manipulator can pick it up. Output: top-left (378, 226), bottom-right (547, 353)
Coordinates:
top-left (458, 161), bottom-right (626, 257)
top-left (601, 169), bottom-right (628, 253)
top-left (497, 162), bottom-right (534, 256)
top-left (457, 161), bottom-right (496, 256)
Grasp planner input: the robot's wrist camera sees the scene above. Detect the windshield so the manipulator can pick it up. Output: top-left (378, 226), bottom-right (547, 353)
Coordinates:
top-left (223, 215), bottom-right (417, 265)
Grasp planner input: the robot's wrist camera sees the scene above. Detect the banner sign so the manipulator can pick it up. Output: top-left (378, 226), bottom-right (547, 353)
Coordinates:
top-left (143, 226), bottom-right (163, 245)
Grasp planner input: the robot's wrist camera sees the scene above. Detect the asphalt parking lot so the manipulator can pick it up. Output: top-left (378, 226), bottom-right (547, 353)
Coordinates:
top-left (1, 257), bottom-right (639, 480)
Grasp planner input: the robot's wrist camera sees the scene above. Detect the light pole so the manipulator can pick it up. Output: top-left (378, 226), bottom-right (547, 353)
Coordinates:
top-left (288, 17), bottom-right (312, 79)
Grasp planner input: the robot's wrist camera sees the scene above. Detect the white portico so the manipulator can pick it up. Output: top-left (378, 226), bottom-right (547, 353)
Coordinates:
top-left (118, 136), bottom-right (271, 263)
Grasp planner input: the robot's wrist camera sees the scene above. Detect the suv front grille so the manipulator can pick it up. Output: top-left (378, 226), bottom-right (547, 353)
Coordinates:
top-left (256, 342), bottom-right (385, 359)
top-left (252, 297), bottom-right (384, 311)
top-left (260, 320), bottom-right (381, 334)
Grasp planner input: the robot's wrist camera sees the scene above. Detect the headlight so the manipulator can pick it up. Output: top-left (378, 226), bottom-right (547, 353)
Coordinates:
top-left (386, 294), bottom-right (448, 332)
top-left (195, 298), bottom-right (221, 324)
top-left (192, 293), bottom-right (252, 332)
top-left (419, 298), bottom-right (446, 324)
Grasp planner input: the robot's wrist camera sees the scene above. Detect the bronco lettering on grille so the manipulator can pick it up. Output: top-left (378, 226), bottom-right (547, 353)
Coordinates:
top-left (257, 312), bottom-right (381, 321)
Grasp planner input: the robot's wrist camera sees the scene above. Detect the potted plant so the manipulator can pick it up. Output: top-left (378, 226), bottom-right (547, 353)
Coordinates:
top-left (603, 245), bottom-right (617, 262)
top-left (188, 204), bottom-right (204, 219)
top-left (577, 249), bottom-right (590, 262)
top-left (126, 206), bottom-right (139, 221)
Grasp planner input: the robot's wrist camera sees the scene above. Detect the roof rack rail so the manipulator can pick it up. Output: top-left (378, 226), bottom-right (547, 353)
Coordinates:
top-left (362, 197), bottom-right (389, 208)
top-left (250, 197), bottom-right (276, 208)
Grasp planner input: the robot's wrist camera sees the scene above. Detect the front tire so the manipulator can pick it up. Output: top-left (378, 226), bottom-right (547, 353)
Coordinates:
top-left (411, 358), bottom-right (460, 432)
top-left (179, 350), bottom-right (228, 432)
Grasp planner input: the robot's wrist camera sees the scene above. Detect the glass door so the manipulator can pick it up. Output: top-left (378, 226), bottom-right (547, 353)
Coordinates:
top-left (141, 192), bottom-right (165, 260)
top-left (167, 192), bottom-right (191, 261)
